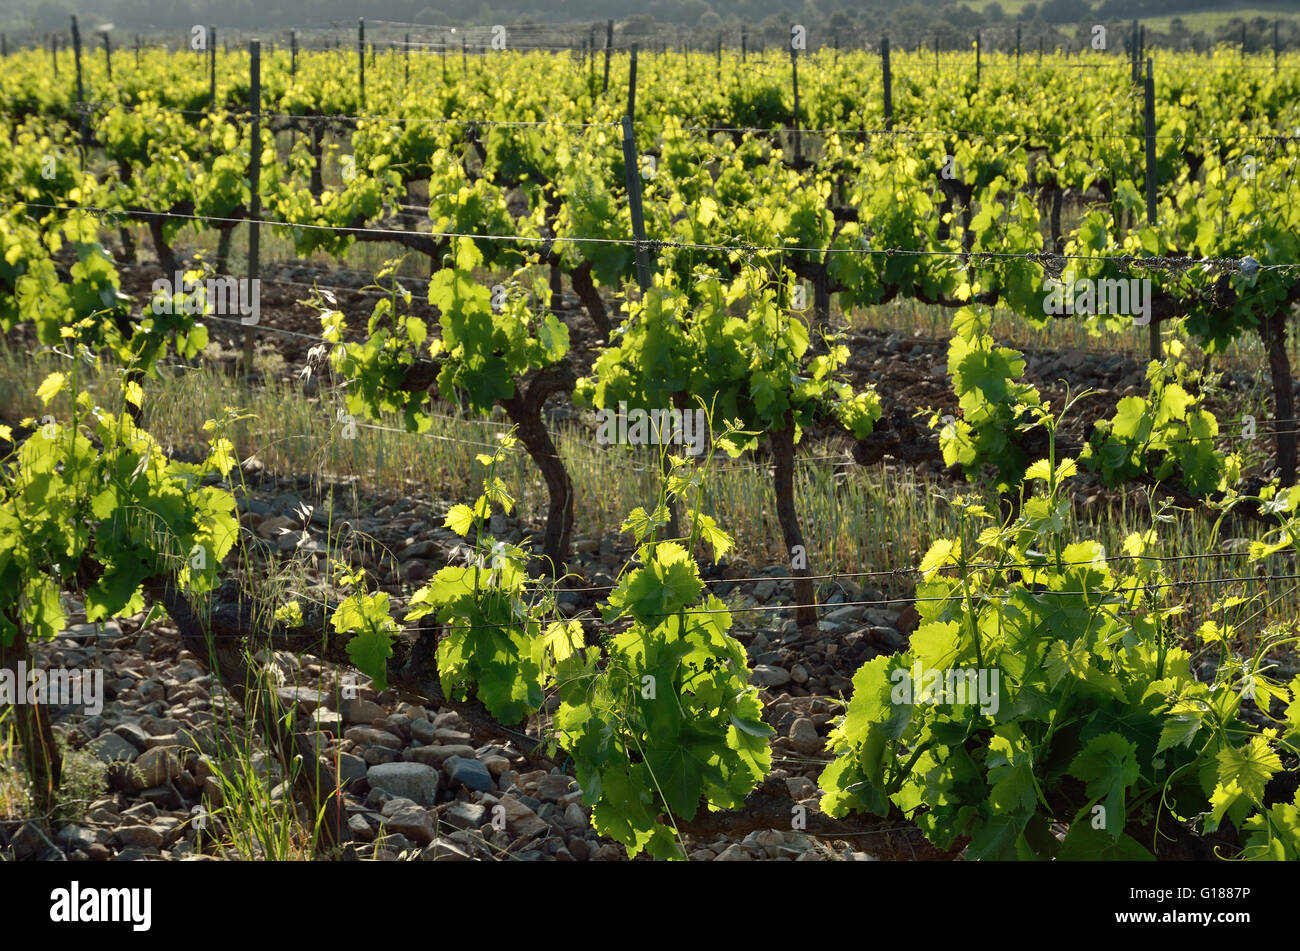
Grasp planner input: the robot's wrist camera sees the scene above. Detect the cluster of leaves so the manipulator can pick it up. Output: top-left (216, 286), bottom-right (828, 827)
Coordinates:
top-left (819, 422), bottom-right (1300, 860)
top-left (549, 432), bottom-right (771, 859)
top-left (931, 306), bottom-right (1045, 492)
top-left (576, 268), bottom-right (881, 447)
top-left (320, 242), bottom-right (568, 430)
top-left (0, 370), bottom-right (238, 646)
top-left (1082, 337), bottom-right (1240, 496)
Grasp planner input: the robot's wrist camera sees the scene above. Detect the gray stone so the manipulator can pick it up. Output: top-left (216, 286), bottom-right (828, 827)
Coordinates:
top-left (130, 747), bottom-right (180, 790)
top-left (789, 718), bottom-right (822, 756)
top-left (276, 686), bottom-right (328, 714)
top-left (495, 793), bottom-right (549, 838)
top-left (54, 825), bottom-right (97, 851)
top-left (10, 822), bottom-right (45, 859)
top-left (714, 843), bottom-right (752, 861)
top-left (442, 802), bottom-right (487, 831)
top-left (88, 732), bottom-right (139, 768)
top-left (825, 605), bottom-right (865, 623)
top-left (343, 726), bottom-right (403, 750)
top-left (312, 709), bottom-right (344, 735)
top-left (113, 825), bottom-right (164, 850)
top-left (409, 717), bottom-right (436, 744)
top-left (752, 580), bottom-right (777, 601)
top-left (406, 744), bottom-right (476, 767)
top-left (337, 752), bottom-right (367, 783)
top-left (382, 805), bottom-right (436, 845)
top-left (785, 776), bottom-right (817, 800)
top-left (445, 755), bottom-right (493, 793)
top-left (112, 722), bottom-right (153, 751)
top-left (340, 698), bottom-right (387, 725)
top-left (366, 762), bottom-right (441, 806)
top-left (537, 774), bottom-right (579, 801)
top-left (750, 664), bottom-right (792, 688)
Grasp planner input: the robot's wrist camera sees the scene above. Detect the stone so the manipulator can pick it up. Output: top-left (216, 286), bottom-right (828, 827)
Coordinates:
top-left (537, 774), bottom-right (579, 801)
top-left (276, 686), bottom-right (328, 714)
top-left (408, 717), bottom-right (436, 744)
top-left (441, 802), bottom-right (487, 831)
top-left (343, 726), bottom-right (403, 750)
top-left (366, 762), bottom-right (440, 806)
top-left (382, 805), bottom-right (436, 845)
top-left (312, 710), bottom-right (344, 735)
top-left (88, 732), bottom-right (140, 765)
top-left (54, 825), bottom-right (97, 851)
top-left (495, 793), bottom-right (549, 838)
top-left (825, 605), bottom-right (866, 623)
top-left (406, 744), bottom-right (477, 767)
top-left (340, 698), bottom-right (387, 725)
top-left (112, 722), bottom-right (153, 751)
top-left (785, 776), bottom-right (817, 800)
top-left (444, 756), bottom-right (493, 793)
top-left (790, 664), bottom-right (810, 685)
top-left (750, 664), bottom-right (792, 688)
top-left (714, 843), bottom-right (752, 861)
top-left (348, 814), bottom-right (376, 842)
top-left (789, 718), bottom-right (823, 756)
top-left (130, 747), bottom-right (180, 790)
top-left (752, 579), bottom-right (777, 601)
top-left (113, 825), bottom-right (164, 850)
top-left (337, 752), bottom-right (368, 783)
top-left (10, 822), bottom-right (44, 859)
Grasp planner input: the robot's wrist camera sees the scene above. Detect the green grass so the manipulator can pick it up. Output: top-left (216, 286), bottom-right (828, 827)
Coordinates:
top-left (4, 337), bottom-right (1298, 650)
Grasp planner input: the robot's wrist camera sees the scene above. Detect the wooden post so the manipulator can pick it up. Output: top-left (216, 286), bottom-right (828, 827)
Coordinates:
top-left (742, 30), bottom-right (746, 62)
top-left (975, 30), bottom-right (981, 88)
top-left (290, 29), bottom-right (296, 77)
top-left (1016, 21), bottom-right (1021, 70)
top-left (1143, 57), bottom-right (1159, 360)
top-left (210, 26), bottom-right (217, 109)
top-left (134, 34), bottom-right (140, 67)
top-left (70, 16), bottom-right (83, 103)
top-left (405, 32), bottom-right (409, 85)
top-left (102, 30), bottom-right (111, 82)
top-left (791, 45), bottom-right (802, 164)
top-left (627, 44), bottom-right (639, 123)
top-left (620, 115), bottom-right (651, 292)
top-left (358, 18), bottom-right (365, 109)
top-left (882, 34), bottom-right (893, 132)
top-left (242, 40), bottom-right (262, 376)
top-left (50, 35), bottom-right (57, 80)
top-left (1274, 19), bottom-right (1280, 72)
top-left (603, 18), bottom-right (613, 93)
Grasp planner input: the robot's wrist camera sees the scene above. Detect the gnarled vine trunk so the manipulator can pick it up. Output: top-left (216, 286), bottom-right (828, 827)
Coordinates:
top-left (500, 364), bottom-right (576, 573)
top-left (1261, 309), bottom-right (1297, 487)
top-left (0, 618), bottom-right (61, 815)
top-left (771, 410), bottom-right (817, 629)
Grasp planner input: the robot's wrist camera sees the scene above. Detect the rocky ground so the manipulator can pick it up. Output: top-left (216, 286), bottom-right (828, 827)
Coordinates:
top-left (0, 256), bottom-right (1285, 862)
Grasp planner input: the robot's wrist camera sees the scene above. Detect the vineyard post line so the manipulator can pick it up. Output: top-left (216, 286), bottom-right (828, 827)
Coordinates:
top-left (70, 15), bottom-right (86, 168)
top-left (241, 39), bottom-right (262, 377)
top-left (358, 18), bottom-right (365, 110)
top-left (602, 19), bottom-right (613, 94)
top-left (881, 33), bottom-right (894, 132)
top-left (1143, 56), bottom-right (1160, 361)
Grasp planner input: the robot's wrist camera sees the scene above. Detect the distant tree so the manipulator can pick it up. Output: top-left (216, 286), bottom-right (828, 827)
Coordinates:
top-left (1040, 0), bottom-right (1090, 25)
top-left (985, 2), bottom-right (1005, 23)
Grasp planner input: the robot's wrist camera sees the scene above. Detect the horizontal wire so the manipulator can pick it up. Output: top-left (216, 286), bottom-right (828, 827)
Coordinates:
top-left (14, 200), bottom-right (1293, 271)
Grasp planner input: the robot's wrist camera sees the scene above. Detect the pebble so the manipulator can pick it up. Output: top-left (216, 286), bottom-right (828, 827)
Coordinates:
top-left (789, 718), bottom-right (823, 756)
top-left (444, 755), bottom-right (494, 793)
top-left (750, 664), bottom-right (792, 688)
top-left (366, 762), bottom-right (441, 806)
